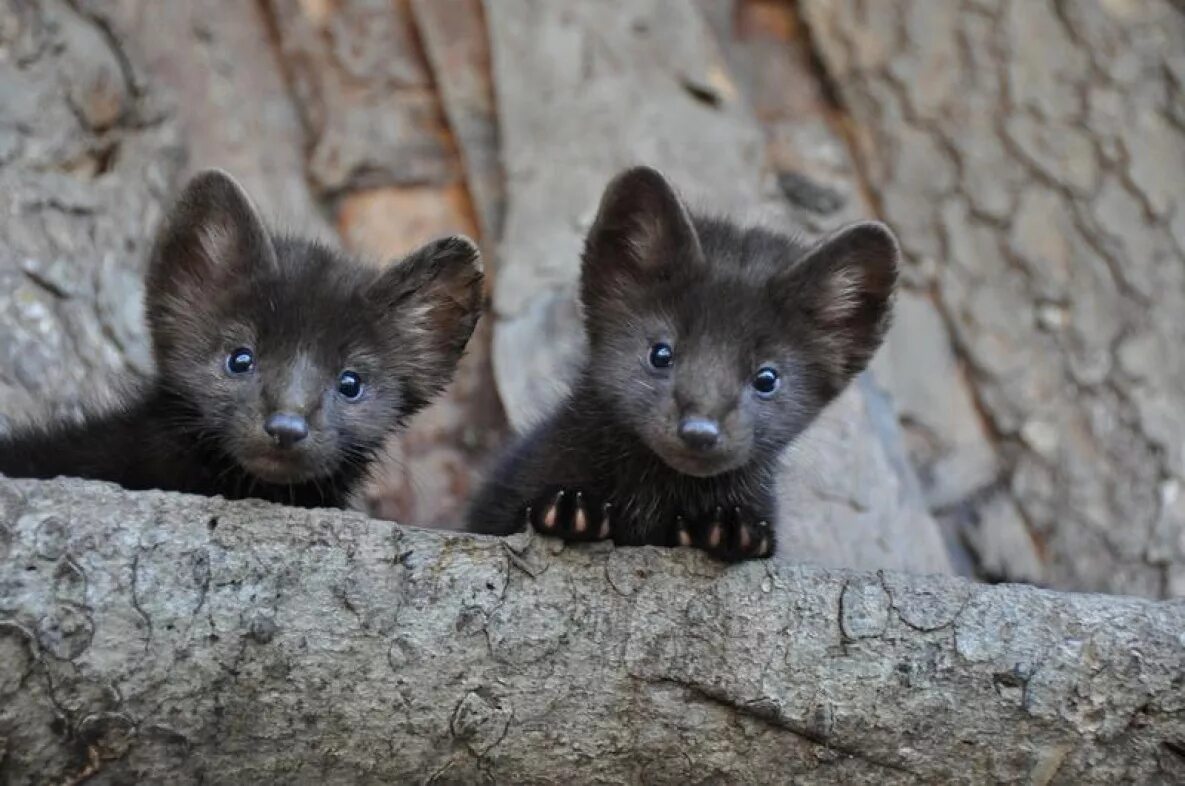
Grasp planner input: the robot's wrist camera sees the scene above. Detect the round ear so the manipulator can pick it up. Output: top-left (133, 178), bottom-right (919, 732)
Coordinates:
top-left (580, 166), bottom-right (703, 310)
top-left (780, 220), bottom-right (899, 383)
top-left (366, 235), bottom-right (485, 410)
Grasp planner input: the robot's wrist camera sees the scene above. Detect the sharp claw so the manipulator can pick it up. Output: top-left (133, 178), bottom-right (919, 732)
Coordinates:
top-left (708, 523), bottom-right (723, 549)
top-left (758, 535), bottom-right (771, 556)
top-left (676, 516), bottom-right (691, 547)
top-left (573, 492), bottom-right (588, 534)
top-left (739, 523), bottom-right (751, 552)
top-left (542, 490), bottom-right (564, 530)
top-left (599, 503), bottom-right (612, 539)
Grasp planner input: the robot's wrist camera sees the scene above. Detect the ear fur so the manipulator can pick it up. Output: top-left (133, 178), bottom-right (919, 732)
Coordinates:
top-left (580, 166), bottom-right (703, 311)
top-left (144, 169), bottom-right (278, 359)
top-left (367, 235), bottom-right (485, 409)
top-left (782, 220), bottom-right (899, 383)
top-left (146, 169), bottom-right (277, 296)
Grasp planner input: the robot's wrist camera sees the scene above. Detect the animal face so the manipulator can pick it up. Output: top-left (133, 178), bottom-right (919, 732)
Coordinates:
top-left (580, 166), bottom-right (898, 478)
top-left (144, 170), bottom-right (483, 484)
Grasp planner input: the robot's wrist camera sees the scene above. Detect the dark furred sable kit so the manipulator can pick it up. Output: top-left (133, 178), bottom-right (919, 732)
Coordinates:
top-left (467, 166), bottom-right (898, 561)
top-left (0, 170), bottom-right (484, 508)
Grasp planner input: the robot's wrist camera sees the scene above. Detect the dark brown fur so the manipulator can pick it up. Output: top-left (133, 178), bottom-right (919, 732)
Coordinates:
top-left (0, 170), bottom-right (484, 508)
top-left (466, 166), bottom-right (897, 561)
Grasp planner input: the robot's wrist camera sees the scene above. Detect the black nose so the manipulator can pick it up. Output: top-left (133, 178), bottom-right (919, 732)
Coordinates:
top-left (678, 417), bottom-right (720, 451)
top-left (264, 413), bottom-right (309, 447)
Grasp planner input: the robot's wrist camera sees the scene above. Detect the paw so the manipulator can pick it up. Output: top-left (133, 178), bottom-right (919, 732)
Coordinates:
top-left (675, 507), bottom-right (774, 562)
top-left (525, 489), bottom-right (613, 542)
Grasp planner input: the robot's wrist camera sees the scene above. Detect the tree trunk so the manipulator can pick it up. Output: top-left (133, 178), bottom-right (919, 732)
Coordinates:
top-left (799, 0), bottom-right (1185, 597)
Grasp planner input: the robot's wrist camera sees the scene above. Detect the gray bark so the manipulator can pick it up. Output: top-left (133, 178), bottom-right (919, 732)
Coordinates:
top-left (484, 0), bottom-right (953, 575)
top-left (800, 0), bottom-right (1185, 596)
top-left (0, 0), bottom-right (182, 425)
top-left (1, 476), bottom-right (1184, 784)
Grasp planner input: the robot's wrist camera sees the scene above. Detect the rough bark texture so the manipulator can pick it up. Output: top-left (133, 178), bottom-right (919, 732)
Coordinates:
top-left (0, 0), bottom-right (182, 424)
top-left (801, 0), bottom-right (1185, 597)
top-left (484, 0), bottom-right (953, 574)
top-left (2, 477), bottom-right (1184, 784)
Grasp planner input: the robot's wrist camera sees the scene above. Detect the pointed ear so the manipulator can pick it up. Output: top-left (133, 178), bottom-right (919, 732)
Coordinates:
top-left (146, 169), bottom-right (277, 303)
top-left (784, 221), bottom-right (899, 383)
top-left (580, 166), bottom-right (703, 308)
top-left (367, 235), bottom-right (484, 409)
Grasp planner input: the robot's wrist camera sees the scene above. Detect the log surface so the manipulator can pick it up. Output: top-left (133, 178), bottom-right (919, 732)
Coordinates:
top-left (1, 477), bottom-right (1183, 784)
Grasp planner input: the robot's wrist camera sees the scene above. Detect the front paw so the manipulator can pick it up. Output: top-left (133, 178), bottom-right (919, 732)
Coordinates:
top-left (526, 488), bottom-right (613, 542)
top-left (675, 507), bottom-right (774, 562)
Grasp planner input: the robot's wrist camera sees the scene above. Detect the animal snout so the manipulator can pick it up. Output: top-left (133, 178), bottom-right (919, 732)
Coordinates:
top-left (264, 412), bottom-right (309, 447)
top-left (677, 417), bottom-right (720, 452)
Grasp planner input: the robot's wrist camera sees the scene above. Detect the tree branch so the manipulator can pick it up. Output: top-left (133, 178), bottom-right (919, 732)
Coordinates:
top-left (1, 477), bottom-right (1182, 784)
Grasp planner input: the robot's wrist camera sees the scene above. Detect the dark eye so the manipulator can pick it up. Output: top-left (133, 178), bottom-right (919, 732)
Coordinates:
top-left (753, 367), bottom-right (780, 397)
top-left (337, 370), bottom-right (364, 400)
top-left (226, 347), bottom-right (255, 375)
top-left (648, 342), bottom-right (674, 369)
